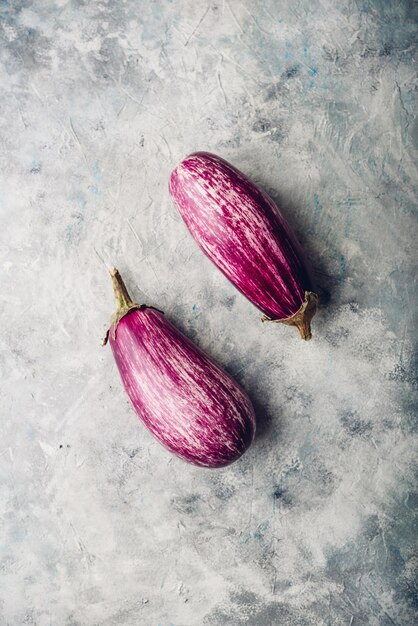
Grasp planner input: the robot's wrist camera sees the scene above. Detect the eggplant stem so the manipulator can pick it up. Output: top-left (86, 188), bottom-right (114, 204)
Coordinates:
top-left (261, 291), bottom-right (318, 341)
top-left (102, 268), bottom-right (164, 346)
top-left (110, 266), bottom-right (134, 309)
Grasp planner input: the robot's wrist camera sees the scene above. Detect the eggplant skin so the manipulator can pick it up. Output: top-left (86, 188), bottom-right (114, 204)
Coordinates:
top-left (109, 307), bottom-right (256, 468)
top-left (169, 152), bottom-right (314, 320)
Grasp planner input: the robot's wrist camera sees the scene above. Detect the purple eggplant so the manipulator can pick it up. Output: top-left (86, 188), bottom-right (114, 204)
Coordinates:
top-left (169, 152), bottom-right (318, 340)
top-left (103, 268), bottom-right (255, 468)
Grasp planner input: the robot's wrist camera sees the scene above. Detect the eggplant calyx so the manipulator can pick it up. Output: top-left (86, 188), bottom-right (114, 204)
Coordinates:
top-left (102, 267), bottom-right (161, 346)
top-left (261, 291), bottom-right (318, 340)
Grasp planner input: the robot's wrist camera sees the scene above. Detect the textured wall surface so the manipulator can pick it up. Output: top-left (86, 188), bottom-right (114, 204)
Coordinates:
top-left (1, 1), bottom-right (417, 624)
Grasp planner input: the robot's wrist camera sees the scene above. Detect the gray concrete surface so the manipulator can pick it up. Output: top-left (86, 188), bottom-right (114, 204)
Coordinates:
top-left (1, 1), bottom-right (417, 624)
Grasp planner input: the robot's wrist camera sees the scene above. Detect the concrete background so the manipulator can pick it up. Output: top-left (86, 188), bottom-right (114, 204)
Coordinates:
top-left (1, 1), bottom-right (417, 624)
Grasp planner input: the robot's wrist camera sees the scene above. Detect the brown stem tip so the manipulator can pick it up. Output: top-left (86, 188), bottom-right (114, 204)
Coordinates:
top-left (110, 266), bottom-right (134, 310)
top-left (261, 291), bottom-right (318, 340)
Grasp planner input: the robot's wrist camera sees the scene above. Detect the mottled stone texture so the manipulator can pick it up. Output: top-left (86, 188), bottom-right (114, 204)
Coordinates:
top-left (0, 1), bottom-right (417, 624)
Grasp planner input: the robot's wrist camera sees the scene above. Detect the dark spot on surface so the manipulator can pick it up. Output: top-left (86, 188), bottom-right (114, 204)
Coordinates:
top-left (206, 117), bottom-right (218, 130)
top-left (388, 363), bottom-right (417, 385)
top-left (360, 45), bottom-right (378, 58)
top-left (264, 82), bottom-right (282, 100)
top-left (252, 119), bottom-right (271, 133)
top-left (322, 45), bottom-right (339, 62)
top-left (305, 458), bottom-right (335, 486)
top-left (93, 119), bottom-right (105, 132)
top-left (59, 445), bottom-right (63, 449)
top-left (325, 326), bottom-right (350, 346)
top-left (273, 485), bottom-right (292, 506)
top-left (283, 385), bottom-right (312, 409)
top-left (251, 118), bottom-right (285, 141)
top-left (171, 494), bottom-right (200, 514)
top-left (30, 164), bottom-right (41, 174)
top-left (285, 458), bottom-right (301, 475)
top-left (65, 212), bottom-right (85, 244)
top-left (340, 410), bottom-right (372, 437)
top-left (273, 486), bottom-right (285, 499)
top-left (284, 65), bottom-right (299, 78)
top-left (220, 294), bottom-right (236, 310)
top-left (269, 127), bottom-right (285, 142)
top-left (218, 134), bottom-right (241, 148)
top-left (213, 482), bottom-right (236, 501)
top-left (253, 521), bottom-right (269, 543)
top-left (128, 448), bottom-right (139, 459)
top-left (379, 42), bottom-right (393, 56)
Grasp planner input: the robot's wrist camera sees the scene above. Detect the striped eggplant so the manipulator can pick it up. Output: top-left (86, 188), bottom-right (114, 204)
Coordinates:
top-left (103, 268), bottom-right (255, 468)
top-left (169, 152), bottom-right (318, 340)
